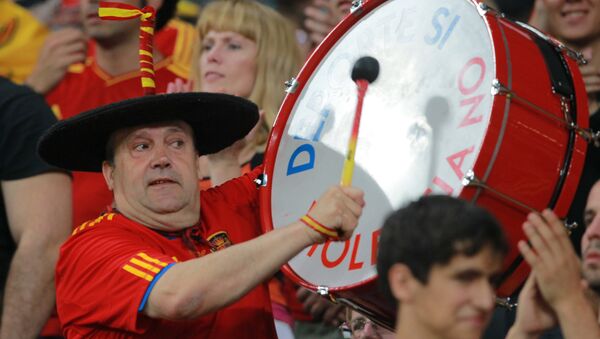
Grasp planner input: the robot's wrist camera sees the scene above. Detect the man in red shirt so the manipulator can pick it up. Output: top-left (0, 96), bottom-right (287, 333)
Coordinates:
top-left (29, 0), bottom-right (194, 229)
top-left (38, 92), bottom-right (364, 338)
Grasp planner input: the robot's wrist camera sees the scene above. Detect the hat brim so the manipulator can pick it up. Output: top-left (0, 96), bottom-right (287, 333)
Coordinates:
top-left (38, 92), bottom-right (259, 172)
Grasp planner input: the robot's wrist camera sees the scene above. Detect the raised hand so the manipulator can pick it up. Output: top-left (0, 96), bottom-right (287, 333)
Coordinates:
top-left (302, 185), bottom-right (364, 243)
top-left (25, 28), bottom-right (87, 94)
top-left (304, 0), bottom-right (351, 46)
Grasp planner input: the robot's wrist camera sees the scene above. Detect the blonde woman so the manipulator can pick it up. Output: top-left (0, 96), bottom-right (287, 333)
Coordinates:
top-left (189, 1), bottom-right (304, 338)
top-left (191, 0), bottom-right (303, 188)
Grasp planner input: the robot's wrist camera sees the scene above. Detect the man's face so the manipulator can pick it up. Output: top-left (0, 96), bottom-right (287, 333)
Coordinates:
top-left (543, 0), bottom-right (600, 46)
top-left (348, 310), bottom-right (395, 339)
top-left (103, 121), bottom-right (200, 229)
top-left (80, 0), bottom-right (142, 44)
top-left (582, 181), bottom-right (600, 291)
top-left (403, 246), bottom-right (502, 339)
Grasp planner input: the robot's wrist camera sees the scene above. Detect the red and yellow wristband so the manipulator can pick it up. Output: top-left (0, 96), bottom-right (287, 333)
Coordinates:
top-left (300, 214), bottom-right (339, 240)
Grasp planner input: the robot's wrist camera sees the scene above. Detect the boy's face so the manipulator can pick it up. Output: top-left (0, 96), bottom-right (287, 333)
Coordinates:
top-left (395, 246), bottom-right (503, 339)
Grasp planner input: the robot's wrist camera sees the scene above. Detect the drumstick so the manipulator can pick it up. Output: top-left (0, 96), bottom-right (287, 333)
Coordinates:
top-left (341, 56), bottom-right (380, 186)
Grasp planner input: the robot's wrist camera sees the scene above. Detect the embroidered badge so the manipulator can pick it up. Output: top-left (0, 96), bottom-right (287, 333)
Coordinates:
top-left (207, 231), bottom-right (232, 252)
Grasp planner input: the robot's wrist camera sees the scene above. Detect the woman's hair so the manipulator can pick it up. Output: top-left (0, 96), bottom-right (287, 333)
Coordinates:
top-left (192, 0), bottom-right (304, 148)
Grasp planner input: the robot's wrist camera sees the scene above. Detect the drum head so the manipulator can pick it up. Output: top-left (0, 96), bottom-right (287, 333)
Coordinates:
top-left (262, 0), bottom-right (497, 291)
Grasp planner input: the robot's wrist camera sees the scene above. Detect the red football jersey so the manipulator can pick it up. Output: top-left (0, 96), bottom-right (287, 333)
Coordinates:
top-left (45, 19), bottom-right (194, 228)
top-left (56, 168), bottom-right (277, 338)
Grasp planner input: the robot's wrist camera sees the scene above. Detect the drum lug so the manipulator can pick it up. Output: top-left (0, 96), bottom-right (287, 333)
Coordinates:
top-left (463, 170), bottom-right (536, 213)
top-left (476, 2), bottom-right (503, 18)
top-left (564, 220), bottom-right (578, 234)
top-left (496, 297), bottom-right (517, 310)
top-left (491, 79), bottom-right (509, 97)
top-left (350, 0), bottom-right (364, 15)
top-left (285, 77), bottom-right (299, 94)
top-left (254, 173), bottom-right (268, 187)
top-left (317, 285), bottom-right (337, 303)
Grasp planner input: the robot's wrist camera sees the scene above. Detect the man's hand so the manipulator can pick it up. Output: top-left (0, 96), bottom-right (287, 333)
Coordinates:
top-left (25, 28), bottom-right (87, 94)
top-left (509, 274), bottom-right (557, 339)
top-left (518, 210), bottom-right (583, 310)
top-left (303, 186), bottom-right (364, 243)
top-left (304, 0), bottom-right (350, 46)
top-left (296, 287), bottom-right (345, 327)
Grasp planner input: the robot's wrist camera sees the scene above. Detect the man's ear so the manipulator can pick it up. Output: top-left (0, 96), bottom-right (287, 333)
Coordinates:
top-left (102, 161), bottom-right (115, 191)
top-left (388, 263), bottom-right (418, 303)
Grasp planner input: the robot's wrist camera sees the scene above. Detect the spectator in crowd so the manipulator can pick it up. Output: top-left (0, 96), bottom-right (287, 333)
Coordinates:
top-left (185, 1), bottom-right (304, 336)
top-left (28, 0), bottom-right (195, 231)
top-left (0, 76), bottom-right (71, 338)
top-left (37, 91), bottom-right (364, 338)
top-left (377, 195), bottom-right (508, 339)
top-left (343, 308), bottom-right (395, 339)
top-left (539, 0), bottom-right (600, 256)
top-left (506, 191), bottom-right (600, 338)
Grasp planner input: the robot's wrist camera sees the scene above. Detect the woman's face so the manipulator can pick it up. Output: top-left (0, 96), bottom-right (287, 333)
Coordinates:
top-left (198, 30), bottom-right (258, 98)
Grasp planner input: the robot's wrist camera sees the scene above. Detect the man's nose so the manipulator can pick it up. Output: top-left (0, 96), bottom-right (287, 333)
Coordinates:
top-left (585, 215), bottom-right (600, 241)
top-left (357, 321), bottom-right (378, 339)
top-left (150, 146), bottom-right (171, 169)
top-left (473, 281), bottom-right (495, 311)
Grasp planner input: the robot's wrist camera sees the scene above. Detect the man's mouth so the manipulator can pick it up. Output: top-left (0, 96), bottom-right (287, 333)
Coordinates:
top-left (149, 178), bottom-right (177, 186)
top-left (561, 8), bottom-right (588, 20)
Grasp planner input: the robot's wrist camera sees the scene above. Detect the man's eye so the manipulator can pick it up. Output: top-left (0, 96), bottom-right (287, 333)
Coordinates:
top-left (134, 144), bottom-right (148, 151)
top-left (171, 140), bottom-right (184, 148)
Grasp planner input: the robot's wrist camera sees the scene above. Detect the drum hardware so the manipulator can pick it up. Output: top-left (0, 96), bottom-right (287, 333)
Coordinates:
top-left (317, 285), bottom-right (337, 303)
top-left (462, 170), bottom-right (536, 213)
top-left (254, 173), bottom-right (268, 187)
top-left (496, 297), bottom-right (517, 310)
top-left (284, 77), bottom-right (299, 94)
top-left (564, 220), bottom-right (578, 234)
top-left (512, 16), bottom-right (585, 65)
top-left (492, 80), bottom-right (599, 146)
top-left (465, 169), bottom-right (580, 233)
top-left (350, 0), bottom-right (364, 15)
top-left (476, 2), bottom-right (503, 18)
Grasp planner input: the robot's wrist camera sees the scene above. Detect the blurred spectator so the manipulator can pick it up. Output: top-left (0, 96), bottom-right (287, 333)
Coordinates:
top-left (0, 76), bottom-right (71, 339)
top-left (189, 1), bottom-right (303, 337)
top-left (35, 0), bottom-right (194, 231)
top-left (342, 308), bottom-right (395, 339)
top-left (377, 196), bottom-right (508, 339)
top-left (0, 1), bottom-right (50, 83)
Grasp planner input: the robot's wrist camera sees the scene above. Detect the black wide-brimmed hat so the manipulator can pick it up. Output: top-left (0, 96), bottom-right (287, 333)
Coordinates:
top-left (38, 92), bottom-right (259, 172)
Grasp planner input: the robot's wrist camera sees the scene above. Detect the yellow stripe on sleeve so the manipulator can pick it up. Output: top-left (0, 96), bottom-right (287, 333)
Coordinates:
top-left (123, 264), bottom-right (153, 281)
top-left (130, 258), bottom-right (160, 273)
top-left (137, 253), bottom-right (168, 267)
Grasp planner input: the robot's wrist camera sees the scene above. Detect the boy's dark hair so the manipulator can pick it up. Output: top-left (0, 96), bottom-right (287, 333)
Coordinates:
top-left (377, 195), bottom-right (508, 301)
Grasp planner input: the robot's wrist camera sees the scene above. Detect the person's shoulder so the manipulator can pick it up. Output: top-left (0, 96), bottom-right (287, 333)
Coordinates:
top-left (0, 76), bottom-right (36, 101)
top-left (0, 76), bottom-right (56, 124)
top-left (202, 166), bottom-right (263, 205)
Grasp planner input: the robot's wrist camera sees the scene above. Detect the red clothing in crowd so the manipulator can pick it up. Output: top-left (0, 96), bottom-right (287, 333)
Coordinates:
top-left (44, 19), bottom-right (194, 228)
top-left (56, 167), bottom-right (276, 338)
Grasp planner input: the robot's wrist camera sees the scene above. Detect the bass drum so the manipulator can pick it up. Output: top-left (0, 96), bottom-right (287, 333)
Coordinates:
top-left (259, 0), bottom-right (588, 328)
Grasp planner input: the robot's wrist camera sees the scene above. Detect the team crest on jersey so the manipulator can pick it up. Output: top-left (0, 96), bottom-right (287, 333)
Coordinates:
top-left (207, 231), bottom-right (232, 252)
